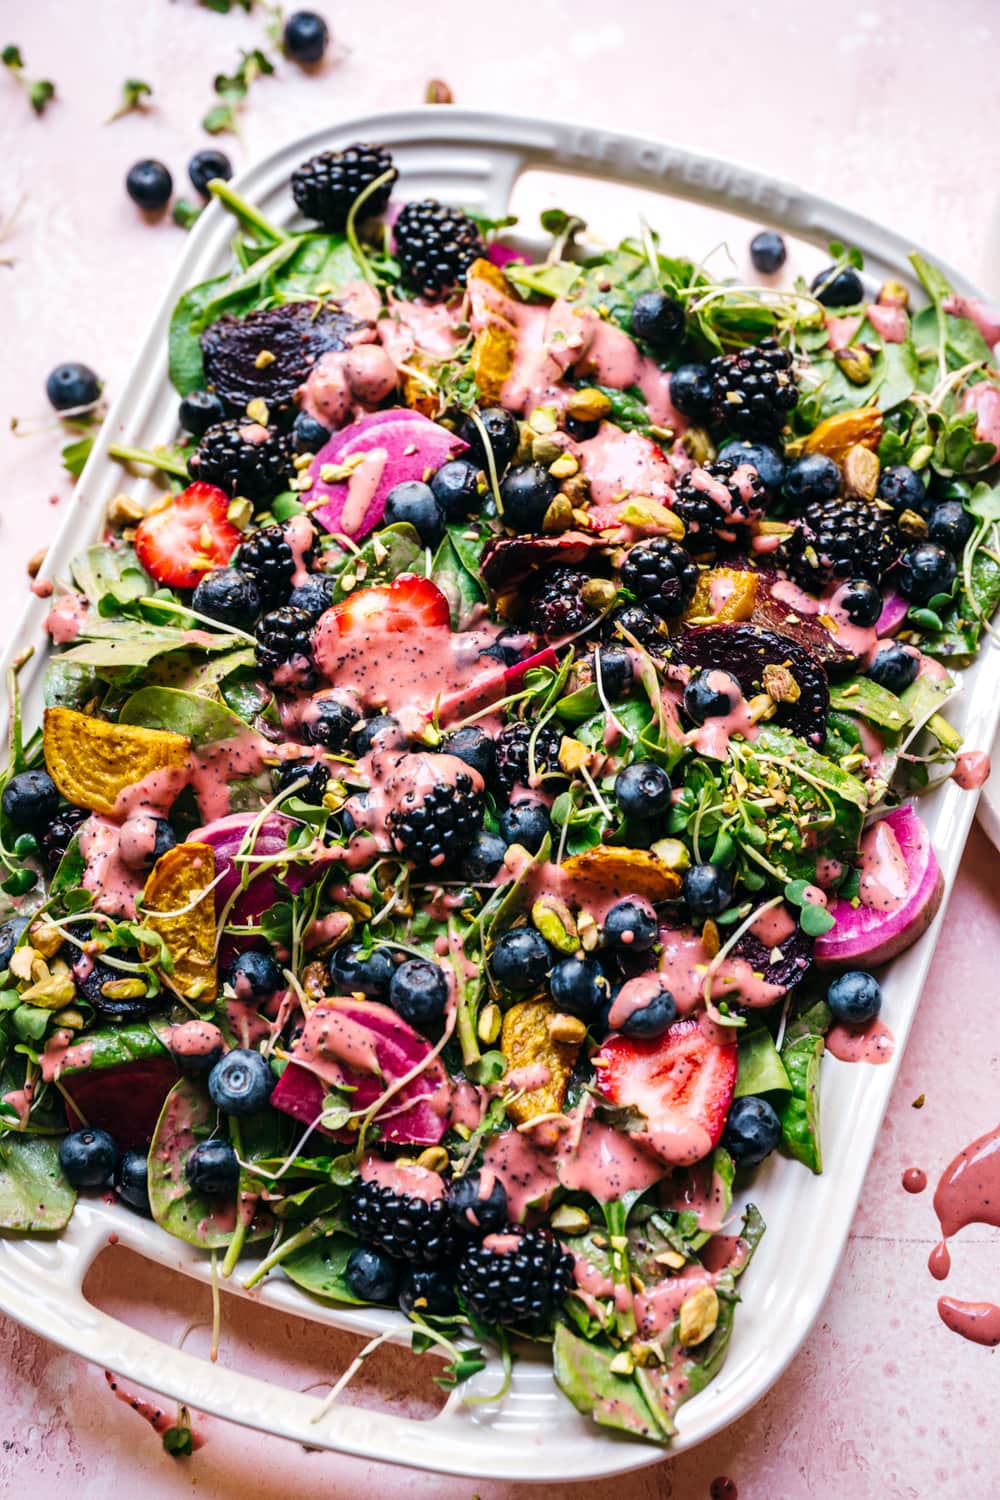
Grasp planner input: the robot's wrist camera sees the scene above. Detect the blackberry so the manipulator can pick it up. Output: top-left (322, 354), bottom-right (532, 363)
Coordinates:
top-left (39, 807), bottom-right (87, 873)
top-left (494, 722), bottom-right (565, 796)
top-left (708, 337), bottom-right (797, 439)
top-left (788, 497), bottom-right (899, 590)
top-left (238, 523), bottom-right (305, 608)
top-left (527, 567), bottom-right (598, 639)
top-left (455, 1227), bottom-right (573, 1329)
top-left (386, 766), bottom-right (485, 869)
top-left (620, 537), bottom-right (698, 619)
top-left (394, 199), bottom-right (485, 298)
top-left (673, 457), bottom-right (766, 559)
top-left (189, 420), bottom-right (294, 503)
top-left (255, 606), bottom-right (316, 690)
top-left (348, 1178), bottom-right (451, 1265)
top-left (291, 144), bottom-right (397, 231)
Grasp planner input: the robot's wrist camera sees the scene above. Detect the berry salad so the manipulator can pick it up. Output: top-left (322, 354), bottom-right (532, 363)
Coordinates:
top-left (2, 141), bottom-right (998, 1445)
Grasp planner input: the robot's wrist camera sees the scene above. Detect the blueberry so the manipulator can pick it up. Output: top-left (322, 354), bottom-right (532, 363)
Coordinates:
top-left (399, 1265), bottom-right (457, 1317)
top-left (927, 502), bottom-right (975, 554)
top-left (441, 726), bottom-right (495, 781)
top-left (126, 159), bottom-right (173, 212)
top-left (614, 761), bottom-right (671, 820)
top-left (346, 1245), bottom-right (400, 1303)
top-left (460, 407), bottom-right (519, 474)
top-left (684, 670), bottom-right (739, 726)
top-left (304, 695), bottom-right (360, 751)
top-left (630, 290), bottom-right (686, 351)
top-left (749, 231), bottom-right (787, 274)
top-left (283, 10), bottom-right (330, 63)
top-left (490, 927), bottom-right (552, 992)
top-left (115, 1149), bottom-right (151, 1214)
top-left (185, 1138), bottom-right (240, 1197)
top-left (603, 602), bottom-right (660, 646)
top-left (604, 896), bottom-right (658, 951)
top-left (188, 148), bottom-right (233, 198)
top-left (389, 958), bottom-right (449, 1031)
top-left (683, 862), bottom-right (734, 918)
top-left (865, 642), bottom-right (919, 694)
top-left (478, 629), bottom-right (531, 667)
top-left (431, 459), bottom-right (483, 520)
top-left (120, 815), bottom-right (176, 871)
top-left (837, 578), bottom-right (882, 628)
top-left (288, 573), bottom-right (337, 619)
top-left (618, 982), bottom-right (678, 1039)
top-left (499, 799), bottom-right (551, 853)
top-left (275, 759), bottom-right (329, 805)
top-left (351, 714), bottom-right (401, 756)
top-left (897, 542), bottom-right (957, 604)
top-left (810, 265), bottom-right (864, 308)
top-left (669, 364), bottom-right (712, 420)
top-left (550, 956), bottom-right (610, 1022)
top-left (0, 917), bottom-right (28, 972)
top-left (207, 1049), bottom-right (275, 1115)
top-left (448, 1171), bottom-right (508, 1237)
top-left (168, 1022), bottom-right (224, 1075)
top-left (192, 567), bottom-right (262, 630)
top-left (46, 362), bottom-right (101, 413)
top-left (2, 769), bottom-right (59, 832)
top-left (827, 969), bottom-right (882, 1024)
top-left (877, 464), bottom-right (931, 517)
top-left (461, 830), bottom-right (508, 882)
top-left (782, 453), bottom-right (841, 508)
top-left (228, 949), bottom-right (283, 1001)
top-left (179, 389), bottom-right (226, 437)
top-left (383, 480), bottom-right (444, 547)
top-left (499, 463), bottom-right (556, 533)
top-left (593, 645), bottom-right (633, 698)
top-left (292, 411), bottom-right (332, 454)
top-left (722, 1095), bottom-right (782, 1165)
top-left (59, 1128), bottom-right (117, 1189)
top-left (328, 942), bottom-right (393, 999)
top-left (718, 440), bottom-right (785, 492)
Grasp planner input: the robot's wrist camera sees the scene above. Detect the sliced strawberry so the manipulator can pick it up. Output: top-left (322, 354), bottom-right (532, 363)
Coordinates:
top-left (328, 574), bottom-right (450, 634)
top-left (134, 482), bottom-right (241, 590)
top-left (593, 1017), bottom-right (737, 1166)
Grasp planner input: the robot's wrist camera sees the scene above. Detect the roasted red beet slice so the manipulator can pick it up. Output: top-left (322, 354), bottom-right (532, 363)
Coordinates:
top-left (201, 302), bottom-right (367, 414)
top-left (62, 1057), bottom-right (180, 1148)
top-left (750, 571), bottom-right (856, 671)
top-left (480, 532), bottom-right (607, 590)
top-left (664, 623), bottom-right (830, 744)
top-left (732, 909), bottom-right (813, 993)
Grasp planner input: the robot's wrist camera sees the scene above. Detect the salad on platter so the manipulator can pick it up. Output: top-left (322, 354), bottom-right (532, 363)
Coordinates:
top-left (1, 140), bottom-right (998, 1444)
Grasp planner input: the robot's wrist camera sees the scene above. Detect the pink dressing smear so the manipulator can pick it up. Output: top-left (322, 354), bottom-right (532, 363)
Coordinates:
top-left (928, 1121), bottom-right (1000, 1346)
top-left (825, 1017), bottom-right (895, 1065)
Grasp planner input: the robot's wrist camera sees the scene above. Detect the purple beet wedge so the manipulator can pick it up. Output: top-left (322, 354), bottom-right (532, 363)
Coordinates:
top-left (815, 804), bottom-right (943, 969)
top-left (309, 412), bottom-right (467, 540)
top-left (732, 904), bottom-right (813, 992)
top-left (666, 623), bottom-right (830, 744)
top-left (750, 571), bottom-right (856, 671)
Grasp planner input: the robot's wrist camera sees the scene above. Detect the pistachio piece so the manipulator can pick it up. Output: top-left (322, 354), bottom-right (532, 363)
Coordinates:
top-left (52, 1007), bottom-right (85, 1030)
top-left (762, 663), bottom-right (801, 703)
top-left (576, 910), bottom-right (600, 952)
top-left (651, 837), bottom-right (691, 872)
top-left (425, 78), bottom-right (454, 104)
top-left (9, 947), bottom-right (38, 982)
top-left (477, 1001), bottom-right (502, 1044)
top-left (557, 736), bottom-right (589, 774)
top-left (531, 895), bottom-right (579, 955)
top-left (653, 1248), bottom-right (688, 1270)
top-left (302, 960), bottom-right (328, 1003)
top-left (27, 547), bottom-right (48, 578)
top-left (528, 406), bottom-right (558, 435)
top-left (559, 475), bottom-right (591, 506)
top-left (20, 971), bottom-right (77, 1009)
top-left (101, 977), bottom-right (148, 1001)
top-left (618, 498), bottom-right (686, 541)
top-left (549, 453), bottom-right (580, 480)
top-left (608, 1350), bottom-right (635, 1376)
top-left (565, 387), bottom-right (612, 423)
top-left (29, 921), bottom-right (64, 959)
top-left (549, 1203), bottom-right (592, 1234)
top-left (245, 397), bottom-right (270, 425)
top-left (680, 426), bottom-right (715, 466)
top-left (879, 279), bottom-right (910, 309)
top-left (226, 497), bottom-right (254, 530)
top-left (842, 442), bottom-right (880, 502)
top-left (678, 1284), bottom-right (719, 1347)
top-left (548, 1012), bottom-right (587, 1046)
top-left (254, 349), bottom-right (276, 370)
top-left (580, 577), bottom-right (618, 611)
top-left (107, 492), bottom-right (145, 527)
top-left (834, 346), bottom-right (873, 386)
top-left (541, 494), bottom-right (574, 534)
top-left (896, 506), bottom-right (929, 539)
top-left (416, 1145), bottom-right (449, 1172)
top-left (700, 918), bottom-right (721, 958)
top-left (531, 433), bottom-right (565, 466)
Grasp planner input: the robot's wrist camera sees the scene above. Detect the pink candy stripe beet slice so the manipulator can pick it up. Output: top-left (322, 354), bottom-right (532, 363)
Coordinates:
top-left (191, 812), bottom-right (323, 963)
top-left (815, 804), bottom-right (943, 968)
top-left (309, 411), bottom-right (467, 540)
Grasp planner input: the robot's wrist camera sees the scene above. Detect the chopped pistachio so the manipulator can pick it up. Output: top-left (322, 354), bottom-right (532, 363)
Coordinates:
top-left (576, 910), bottom-right (600, 952)
top-left (531, 433), bottom-right (564, 466)
top-left (547, 1012), bottom-right (587, 1046)
top-left (549, 453), bottom-right (580, 480)
top-left (565, 387), bottom-right (612, 422)
top-left (549, 1204), bottom-right (591, 1234)
top-left (651, 837), bottom-right (690, 872)
top-left (678, 1284), bottom-right (719, 1346)
top-left (9, 947), bottom-right (38, 982)
top-left (254, 349), bottom-right (276, 369)
top-left (580, 577), bottom-right (618, 610)
top-left (20, 971), bottom-right (77, 1009)
top-left (541, 494), bottom-right (574, 533)
top-left (29, 922), bottom-right (64, 959)
top-left (106, 492), bottom-right (144, 526)
top-left (618, 497), bottom-right (686, 540)
top-left (681, 426), bottom-right (715, 465)
top-left (477, 1002), bottom-right (502, 1045)
top-left (52, 1007), bottom-right (85, 1030)
top-left (528, 406), bottom-right (558, 435)
top-left (558, 736), bottom-right (589, 774)
top-left (416, 1145), bottom-right (449, 1172)
top-left (608, 1350), bottom-right (635, 1376)
top-left (762, 663), bottom-right (801, 703)
top-left (245, 397), bottom-right (270, 425)
top-left (653, 1248), bottom-right (687, 1270)
top-left (100, 977), bottom-right (148, 1001)
top-left (834, 345), bottom-right (874, 386)
top-left (531, 895), bottom-right (578, 955)
top-left (843, 443), bottom-right (880, 502)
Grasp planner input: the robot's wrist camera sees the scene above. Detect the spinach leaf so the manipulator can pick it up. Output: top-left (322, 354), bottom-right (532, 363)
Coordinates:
top-left (71, 544), bottom-right (153, 610)
top-left (0, 1133), bottom-right (76, 1231)
top-left (430, 530), bottom-right (486, 629)
top-left (828, 677), bottom-right (910, 733)
top-left (735, 1028), bottom-right (791, 1098)
top-left (119, 685), bottom-right (247, 746)
top-left (60, 1020), bottom-right (169, 1075)
top-left (778, 1033), bottom-right (824, 1173)
top-left (43, 659), bottom-right (100, 710)
top-left (326, 524), bottom-right (425, 603)
top-left (552, 1324), bottom-right (670, 1442)
top-left (281, 1230), bottom-right (365, 1304)
top-left (56, 618), bottom-right (246, 671)
top-left (504, 261), bottom-right (581, 302)
top-left (168, 273), bottom-right (231, 394)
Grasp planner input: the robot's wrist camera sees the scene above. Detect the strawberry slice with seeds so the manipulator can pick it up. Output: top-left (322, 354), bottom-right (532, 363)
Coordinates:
top-left (134, 482), bottom-right (242, 590)
top-left (593, 1017), bottom-right (737, 1166)
top-left (327, 574), bottom-right (451, 634)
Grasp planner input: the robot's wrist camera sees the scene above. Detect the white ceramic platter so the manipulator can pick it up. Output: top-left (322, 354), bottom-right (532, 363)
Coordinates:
top-left (1, 109), bottom-right (998, 1481)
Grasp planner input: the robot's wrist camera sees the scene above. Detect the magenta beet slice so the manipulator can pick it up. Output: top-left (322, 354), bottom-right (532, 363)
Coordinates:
top-left (434, 645), bottom-right (559, 724)
top-left (309, 412), bottom-right (467, 539)
top-left (480, 532), bottom-right (607, 589)
top-left (665, 623), bottom-right (830, 744)
top-left (815, 804), bottom-right (943, 969)
top-left (190, 812), bottom-right (323, 962)
top-left (876, 588), bottom-right (908, 635)
top-left (272, 998), bottom-right (450, 1145)
top-left (62, 1057), bottom-right (180, 1148)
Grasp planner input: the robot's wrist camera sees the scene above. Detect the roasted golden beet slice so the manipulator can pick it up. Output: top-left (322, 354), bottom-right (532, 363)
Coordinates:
top-left (201, 302), bottom-right (368, 415)
top-left (140, 843), bottom-right (218, 1003)
top-left (560, 846), bottom-right (682, 903)
top-left (502, 996), bottom-right (580, 1124)
top-left (43, 707), bottom-right (190, 816)
top-left (664, 623), bottom-right (830, 744)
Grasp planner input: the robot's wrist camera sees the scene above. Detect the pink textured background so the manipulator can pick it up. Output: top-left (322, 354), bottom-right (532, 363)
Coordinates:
top-left (2, 1), bottom-right (999, 1496)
